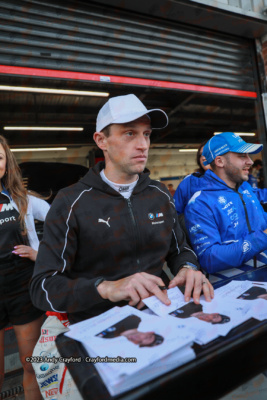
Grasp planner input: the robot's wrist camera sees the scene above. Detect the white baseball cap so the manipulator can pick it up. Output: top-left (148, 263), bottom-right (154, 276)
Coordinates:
top-left (96, 94), bottom-right (168, 132)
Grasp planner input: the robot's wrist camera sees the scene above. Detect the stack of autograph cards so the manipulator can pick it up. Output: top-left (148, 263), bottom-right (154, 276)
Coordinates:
top-left (143, 287), bottom-right (255, 345)
top-left (65, 282), bottom-right (267, 396)
top-left (66, 305), bottom-right (195, 396)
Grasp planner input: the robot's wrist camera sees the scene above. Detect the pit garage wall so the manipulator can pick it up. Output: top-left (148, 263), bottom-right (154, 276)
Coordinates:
top-left (147, 150), bottom-right (198, 187)
top-left (13, 147), bottom-right (199, 189)
top-left (13, 146), bottom-right (263, 191)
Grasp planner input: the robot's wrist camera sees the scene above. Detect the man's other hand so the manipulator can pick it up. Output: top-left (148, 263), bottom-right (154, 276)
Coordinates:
top-left (168, 267), bottom-right (214, 304)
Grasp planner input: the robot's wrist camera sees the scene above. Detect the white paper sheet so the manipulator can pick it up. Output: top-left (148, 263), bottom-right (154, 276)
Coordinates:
top-left (214, 280), bottom-right (253, 300)
top-left (142, 288), bottom-right (256, 344)
top-left (66, 305), bottom-right (195, 377)
top-left (142, 287), bottom-right (184, 317)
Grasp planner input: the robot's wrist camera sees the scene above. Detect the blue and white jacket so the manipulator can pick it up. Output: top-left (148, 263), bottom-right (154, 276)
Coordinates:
top-left (184, 169), bottom-right (267, 273)
top-left (173, 172), bottom-right (205, 214)
top-left (174, 171), bottom-right (267, 215)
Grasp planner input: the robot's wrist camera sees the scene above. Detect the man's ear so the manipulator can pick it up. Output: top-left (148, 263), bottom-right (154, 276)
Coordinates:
top-left (214, 155), bottom-right (225, 168)
top-left (93, 131), bottom-right (107, 151)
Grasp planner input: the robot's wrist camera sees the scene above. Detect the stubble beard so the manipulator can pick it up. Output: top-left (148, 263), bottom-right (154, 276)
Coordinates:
top-left (125, 160), bottom-right (147, 176)
top-left (225, 164), bottom-right (245, 186)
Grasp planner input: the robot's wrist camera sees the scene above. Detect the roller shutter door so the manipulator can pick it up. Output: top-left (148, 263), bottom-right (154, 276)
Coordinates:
top-left (0, 0), bottom-right (256, 92)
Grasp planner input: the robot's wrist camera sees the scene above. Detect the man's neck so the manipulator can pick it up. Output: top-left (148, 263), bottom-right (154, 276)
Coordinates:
top-left (103, 169), bottom-right (139, 185)
top-left (211, 169), bottom-right (238, 190)
top-left (100, 170), bottom-right (139, 199)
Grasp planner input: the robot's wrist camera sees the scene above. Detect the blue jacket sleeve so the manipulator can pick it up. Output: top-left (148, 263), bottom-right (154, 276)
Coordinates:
top-left (173, 177), bottom-right (191, 214)
top-left (252, 188), bottom-right (267, 204)
top-left (185, 199), bottom-right (267, 273)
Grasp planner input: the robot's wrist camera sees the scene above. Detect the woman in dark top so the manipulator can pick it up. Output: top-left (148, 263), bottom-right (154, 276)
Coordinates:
top-left (0, 135), bottom-right (49, 399)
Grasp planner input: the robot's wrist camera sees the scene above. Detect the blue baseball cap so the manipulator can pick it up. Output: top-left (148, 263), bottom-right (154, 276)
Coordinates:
top-left (203, 132), bottom-right (263, 166)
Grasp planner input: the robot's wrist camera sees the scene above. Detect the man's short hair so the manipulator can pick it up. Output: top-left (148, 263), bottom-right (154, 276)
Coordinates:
top-left (139, 333), bottom-right (164, 348)
top-left (102, 124), bottom-right (111, 137)
top-left (210, 160), bottom-right (216, 170)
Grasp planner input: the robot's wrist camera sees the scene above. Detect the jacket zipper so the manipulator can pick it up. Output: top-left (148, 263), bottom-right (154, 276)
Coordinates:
top-left (127, 198), bottom-right (141, 270)
top-left (238, 193), bottom-right (251, 230)
top-left (238, 192), bottom-right (257, 268)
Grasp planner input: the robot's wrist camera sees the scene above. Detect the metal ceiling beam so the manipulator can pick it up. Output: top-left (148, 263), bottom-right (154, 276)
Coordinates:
top-left (92, 0), bottom-right (267, 38)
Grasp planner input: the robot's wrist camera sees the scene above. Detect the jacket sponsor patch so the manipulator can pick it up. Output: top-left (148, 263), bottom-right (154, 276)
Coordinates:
top-left (45, 388), bottom-right (58, 397)
top-left (0, 216), bottom-right (16, 225)
top-left (148, 212), bottom-right (163, 220)
top-left (222, 201), bottom-right (233, 210)
top-left (242, 240), bottom-right (251, 253)
top-left (40, 374), bottom-right (58, 389)
top-left (189, 224), bottom-right (203, 236)
top-left (36, 365), bottom-right (59, 379)
top-left (0, 203), bottom-right (14, 212)
top-left (218, 196), bottom-right (227, 205)
top-left (39, 336), bottom-right (57, 343)
top-left (193, 236), bottom-right (208, 244)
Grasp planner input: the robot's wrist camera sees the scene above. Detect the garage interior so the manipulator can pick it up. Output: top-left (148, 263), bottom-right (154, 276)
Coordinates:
top-left (0, 74), bottom-right (259, 177)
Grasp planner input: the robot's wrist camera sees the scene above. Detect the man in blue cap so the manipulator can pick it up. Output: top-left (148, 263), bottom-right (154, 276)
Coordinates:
top-left (184, 132), bottom-right (267, 274)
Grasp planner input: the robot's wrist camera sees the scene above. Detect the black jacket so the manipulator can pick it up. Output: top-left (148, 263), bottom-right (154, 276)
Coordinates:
top-left (30, 162), bottom-right (199, 323)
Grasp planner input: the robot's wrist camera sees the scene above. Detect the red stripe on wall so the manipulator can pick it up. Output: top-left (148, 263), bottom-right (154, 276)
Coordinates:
top-left (0, 65), bottom-right (257, 99)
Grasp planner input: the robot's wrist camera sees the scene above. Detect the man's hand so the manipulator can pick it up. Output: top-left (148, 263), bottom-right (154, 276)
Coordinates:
top-left (97, 272), bottom-right (171, 309)
top-left (12, 245), bottom-right (38, 261)
top-left (168, 267), bottom-right (214, 304)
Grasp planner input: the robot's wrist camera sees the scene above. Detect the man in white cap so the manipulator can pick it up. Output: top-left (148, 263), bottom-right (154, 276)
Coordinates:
top-left (30, 94), bottom-right (213, 324)
top-left (184, 132), bottom-right (267, 274)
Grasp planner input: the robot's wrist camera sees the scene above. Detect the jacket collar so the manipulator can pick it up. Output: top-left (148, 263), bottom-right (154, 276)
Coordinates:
top-left (205, 169), bottom-right (244, 192)
top-left (0, 184), bottom-right (12, 201)
top-left (80, 161), bottom-right (151, 196)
